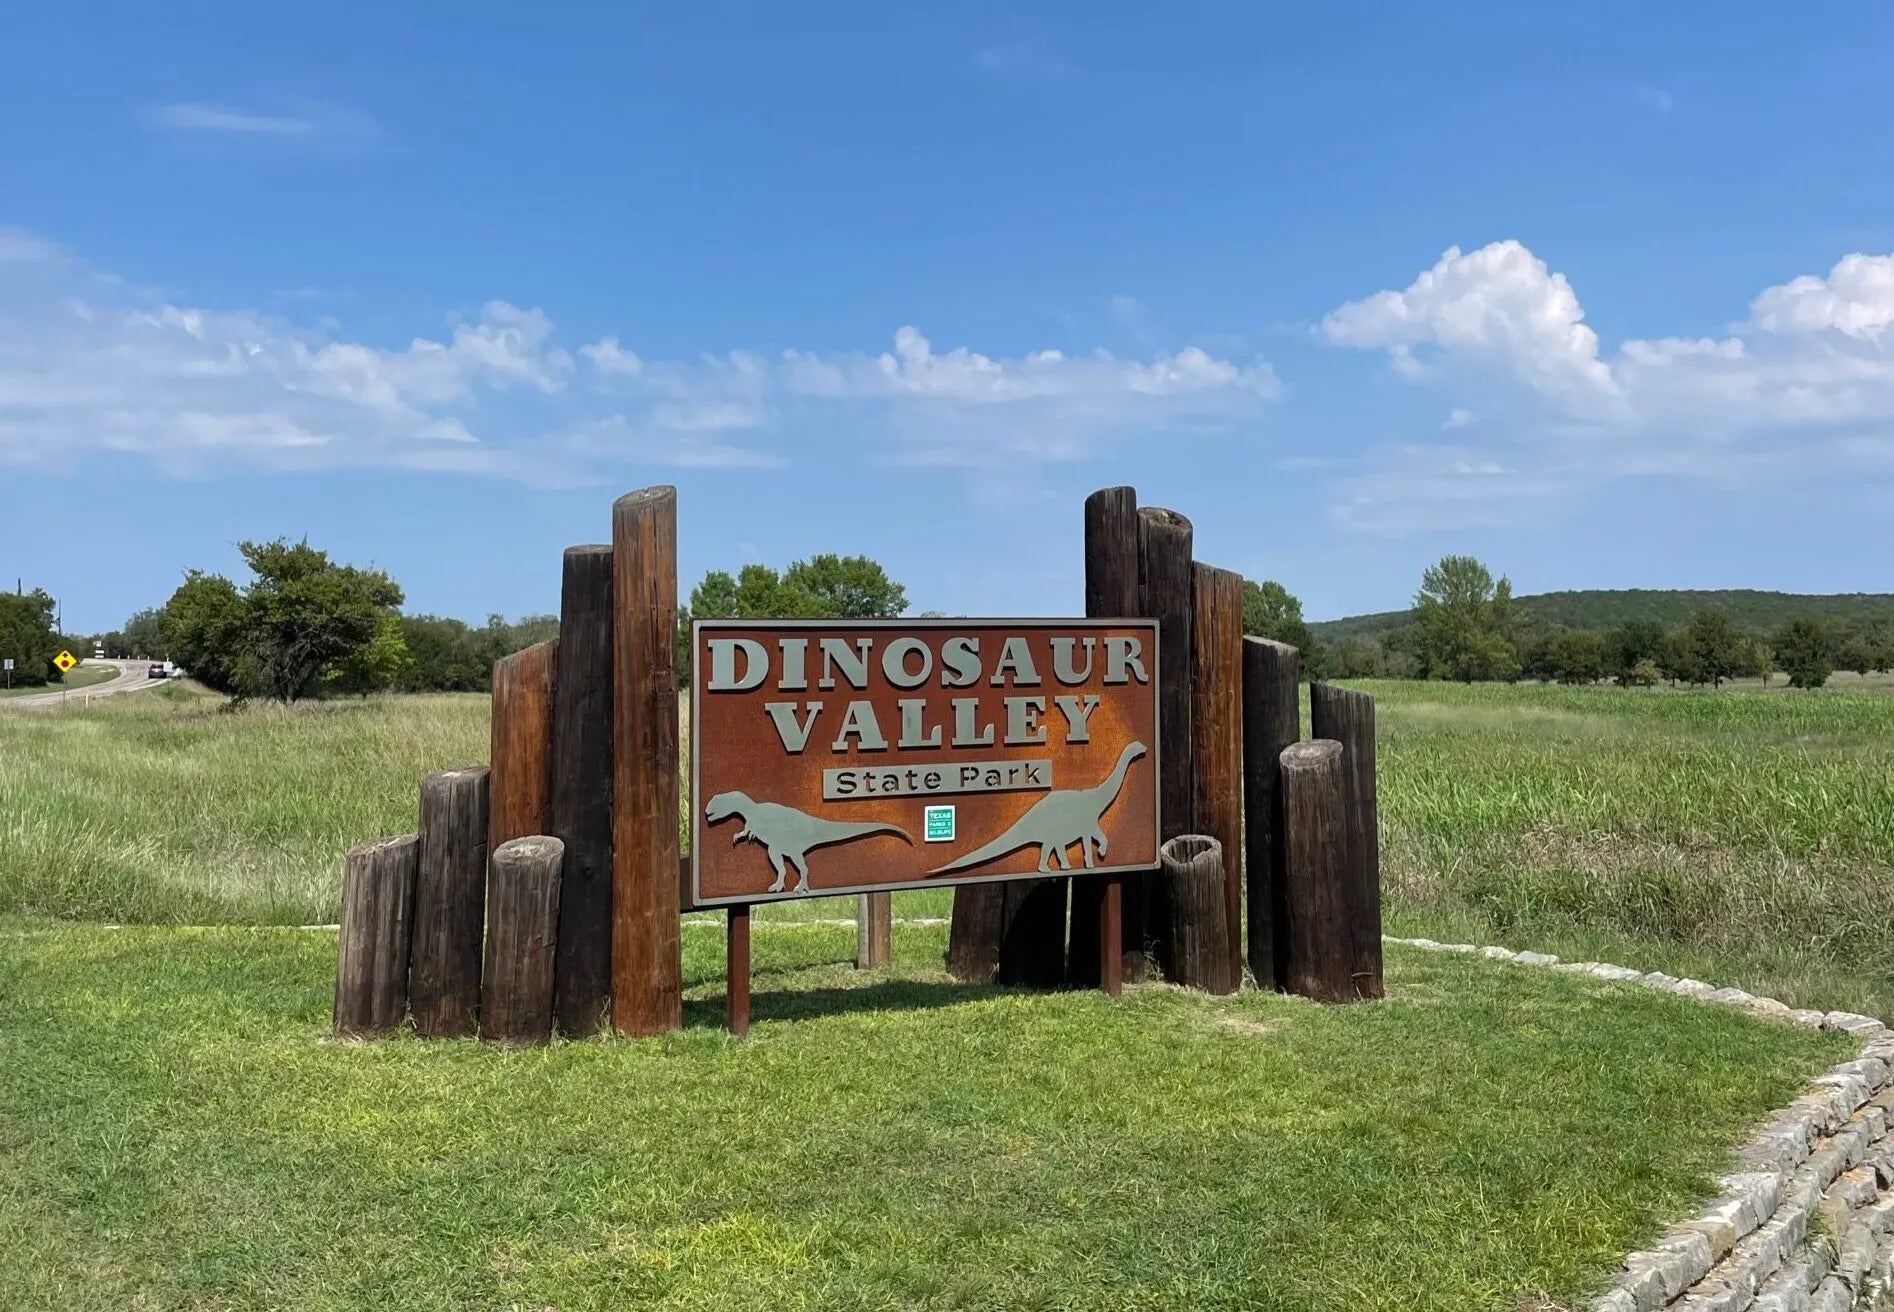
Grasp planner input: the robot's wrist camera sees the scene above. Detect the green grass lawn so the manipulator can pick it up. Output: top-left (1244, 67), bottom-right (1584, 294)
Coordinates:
top-left (0, 919), bottom-right (1847, 1312)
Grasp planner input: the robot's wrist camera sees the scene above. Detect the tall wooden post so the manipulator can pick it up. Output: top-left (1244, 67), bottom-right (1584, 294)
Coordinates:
top-left (409, 767), bottom-right (490, 1037)
top-left (1242, 638), bottom-right (1299, 990)
top-left (1070, 486), bottom-right (1143, 986)
top-left (1190, 563), bottom-right (1244, 980)
top-left (1138, 506), bottom-right (1194, 980)
top-left (490, 641), bottom-right (557, 853)
top-left (611, 486), bottom-right (683, 1037)
top-left (1279, 740), bottom-right (1358, 1003)
top-left (856, 892), bottom-right (892, 970)
top-left (998, 878), bottom-right (1067, 988)
top-left (334, 833), bottom-right (420, 1038)
top-left (1310, 683), bottom-right (1384, 1001)
top-left (551, 544), bottom-right (615, 1036)
top-left (1160, 834), bottom-right (1237, 994)
top-left (480, 835), bottom-right (564, 1046)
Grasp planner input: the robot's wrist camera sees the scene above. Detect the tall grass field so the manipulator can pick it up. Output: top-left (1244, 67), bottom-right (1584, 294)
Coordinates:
top-left (3, 677), bottom-right (1889, 1010)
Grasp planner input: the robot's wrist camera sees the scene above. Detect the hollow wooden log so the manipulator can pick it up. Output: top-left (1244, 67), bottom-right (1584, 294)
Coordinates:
top-left (1161, 834), bottom-right (1237, 994)
top-left (611, 486), bottom-right (683, 1037)
top-left (1279, 740), bottom-right (1358, 1003)
top-left (491, 640), bottom-right (557, 853)
top-left (551, 544), bottom-right (615, 1036)
top-left (480, 835), bottom-right (564, 1046)
top-left (1191, 563), bottom-right (1245, 980)
top-left (1310, 683), bottom-right (1384, 1001)
top-left (334, 833), bottom-right (419, 1038)
top-left (409, 767), bottom-right (490, 1037)
top-left (856, 892), bottom-right (892, 970)
top-left (1069, 485), bottom-right (1144, 987)
top-left (1139, 505), bottom-right (1194, 979)
top-left (1242, 637), bottom-right (1300, 990)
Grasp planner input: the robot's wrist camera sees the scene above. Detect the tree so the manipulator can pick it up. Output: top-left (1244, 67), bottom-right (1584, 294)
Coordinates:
top-left (1772, 618), bottom-right (1834, 689)
top-left (1411, 555), bottom-right (1521, 682)
top-left (1545, 628), bottom-right (1608, 684)
top-left (326, 613), bottom-right (414, 697)
top-left (0, 589), bottom-right (60, 685)
top-left (1657, 628), bottom-right (1706, 686)
top-left (1240, 579), bottom-right (1328, 677)
top-left (681, 554), bottom-right (909, 674)
top-left (160, 540), bottom-right (405, 702)
top-left (781, 554), bottom-right (907, 618)
top-left (1609, 619), bottom-right (1667, 686)
top-left (1685, 610), bottom-right (1745, 690)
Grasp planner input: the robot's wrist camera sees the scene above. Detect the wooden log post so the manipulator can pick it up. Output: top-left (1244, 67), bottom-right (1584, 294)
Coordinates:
top-left (409, 767), bottom-right (490, 1038)
top-left (551, 544), bottom-right (615, 1036)
top-left (999, 878), bottom-right (1067, 988)
top-left (1138, 506), bottom-right (1194, 980)
top-left (1242, 638), bottom-right (1300, 990)
top-left (480, 835), bottom-right (564, 1045)
top-left (1160, 834), bottom-right (1237, 994)
top-left (1190, 563), bottom-right (1244, 981)
top-left (946, 882), bottom-right (1006, 983)
top-left (1069, 485), bottom-right (1142, 987)
top-left (334, 833), bottom-right (420, 1038)
top-left (1279, 740), bottom-right (1357, 1003)
top-left (491, 640), bottom-right (557, 853)
top-left (1310, 683), bottom-right (1384, 1001)
top-left (856, 892), bottom-right (892, 970)
top-left (611, 486), bottom-right (683, 1037)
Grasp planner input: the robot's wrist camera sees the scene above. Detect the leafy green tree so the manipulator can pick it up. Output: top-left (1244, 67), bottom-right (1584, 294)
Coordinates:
top-left (1657, 628), bottom-right (1706, 686)
top-left (1626, 658), bottom-right (1661, 688)
top-left (781, 554), bottom-right (908, 618)
top-left (1685, 610), bottom-right (1745, 690)
top-left (681, 554), bottom-right (909, 675)
top-left (1772, 618), bottom-right (1834, 689)
top-left (1546, 628), bottom-right (1608, 684)
top-left (1412, 555), bottom-right (1521, 682)
top-left (0, 589), bottom-right (60, 685)
top-left (1609, 619), bottom-right (1667, 686)
top-left (326, 613), bottom-right (415, 697)
top-left (161, 540), bottom-right (405, 702)
top-left (161, 572), bottom-right (249, 693)
top-left (1240, 579), bottom-right (1328, 677)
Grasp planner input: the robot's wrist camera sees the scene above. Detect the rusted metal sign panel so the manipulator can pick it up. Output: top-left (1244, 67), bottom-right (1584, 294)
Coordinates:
top-left (690, 618), bottom-right (1161, 906)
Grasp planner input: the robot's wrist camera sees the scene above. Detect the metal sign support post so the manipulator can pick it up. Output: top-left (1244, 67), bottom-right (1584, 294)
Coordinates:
top-left (1100, 876), bottom-right (1123, 999)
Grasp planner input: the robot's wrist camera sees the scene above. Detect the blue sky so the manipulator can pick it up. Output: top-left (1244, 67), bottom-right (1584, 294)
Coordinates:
top-left (6, 3), bottom-right (1894, 633)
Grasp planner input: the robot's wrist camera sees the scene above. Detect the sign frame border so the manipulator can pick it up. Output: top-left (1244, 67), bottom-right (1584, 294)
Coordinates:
top-left (688, 615), bottom-right (1162, 908)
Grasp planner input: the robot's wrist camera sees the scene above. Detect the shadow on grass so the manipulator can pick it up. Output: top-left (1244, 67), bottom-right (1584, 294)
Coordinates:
top-left (681, 972), bottom-right (1026, 1028)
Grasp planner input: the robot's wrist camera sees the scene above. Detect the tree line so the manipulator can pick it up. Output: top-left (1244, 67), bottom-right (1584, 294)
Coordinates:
top-left (1315, 555), bottom-right (1894, 689)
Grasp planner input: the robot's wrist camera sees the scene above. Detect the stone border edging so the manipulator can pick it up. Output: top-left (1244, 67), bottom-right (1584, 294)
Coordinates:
top-left (1387, 936), bottom-right (1894, 1312)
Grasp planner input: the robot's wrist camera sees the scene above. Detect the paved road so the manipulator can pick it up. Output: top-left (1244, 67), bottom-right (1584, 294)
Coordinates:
top-left (0, 659), bottom-right (162, 709)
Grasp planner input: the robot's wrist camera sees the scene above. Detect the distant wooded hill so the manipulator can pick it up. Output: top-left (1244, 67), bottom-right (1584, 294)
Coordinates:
top-left (1310, 589), bottom-right (1894, 642)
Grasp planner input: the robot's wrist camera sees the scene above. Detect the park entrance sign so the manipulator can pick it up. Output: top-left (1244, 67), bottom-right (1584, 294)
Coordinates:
top-left (690, 618), bottom-right (1162, 906)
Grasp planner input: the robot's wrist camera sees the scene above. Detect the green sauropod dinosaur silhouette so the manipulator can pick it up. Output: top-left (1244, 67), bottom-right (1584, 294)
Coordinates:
top-left (926, 740), bottom-right (1147, 876)
top-left (704, 792), bottom-right (913, 894)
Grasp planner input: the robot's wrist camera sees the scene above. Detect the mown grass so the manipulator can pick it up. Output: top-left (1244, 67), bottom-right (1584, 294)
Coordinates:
top-left (0, 919), bottom-right (1847, 1312)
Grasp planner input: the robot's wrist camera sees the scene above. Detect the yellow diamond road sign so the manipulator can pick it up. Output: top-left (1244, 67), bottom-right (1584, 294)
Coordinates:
top-left (53, 650), bottom-right (77, 673)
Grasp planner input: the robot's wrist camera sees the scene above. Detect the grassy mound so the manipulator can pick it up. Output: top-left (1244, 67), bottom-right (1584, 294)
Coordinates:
top-left (0, 921), bottom-right (1845, 1311)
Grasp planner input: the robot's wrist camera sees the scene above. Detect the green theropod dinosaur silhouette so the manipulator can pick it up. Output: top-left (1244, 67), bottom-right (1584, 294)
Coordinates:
top-left (704, 792), bottom-right (913, 894)
top-left (927, 740), bottom-right (1147, 876)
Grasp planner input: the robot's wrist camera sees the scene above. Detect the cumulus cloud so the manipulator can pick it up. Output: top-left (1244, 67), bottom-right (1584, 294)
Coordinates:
top-left (1321, 241), bottom-right (1894, 530)
top-left (0, 230), bottom-right (1275, 483)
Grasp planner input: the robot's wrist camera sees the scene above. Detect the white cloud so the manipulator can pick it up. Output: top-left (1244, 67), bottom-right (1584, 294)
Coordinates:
top-left (1442, 407), bottom-right (1476, 429)
top-left (143, 102), bottom-right (384, 150)
top-left (1322, 241), bottom-right (1618, 402)
top-left (148, 104), bottom-right (315, 135)
top-left (1322, 240), bottom-right (1894, 530)
top-left (0, 231), bottom-right (1275, 483)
